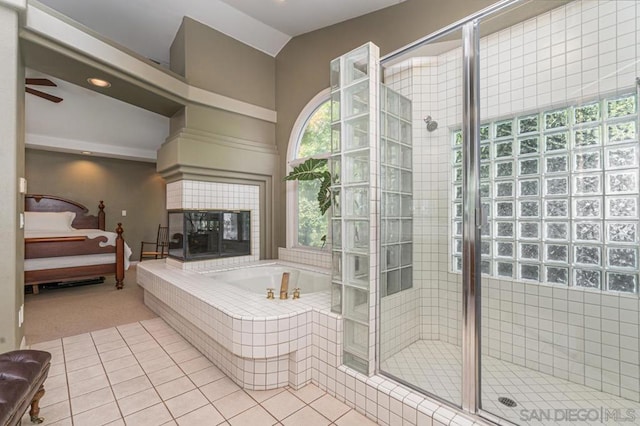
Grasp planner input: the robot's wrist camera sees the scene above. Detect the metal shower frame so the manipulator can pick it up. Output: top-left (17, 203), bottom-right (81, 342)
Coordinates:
top-left (378, 0), bottom-right (523, 422)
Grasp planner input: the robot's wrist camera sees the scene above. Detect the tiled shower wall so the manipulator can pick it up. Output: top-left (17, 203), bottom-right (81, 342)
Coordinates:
top-left (385, 0), bottom-right (640, 401)
top-left (379, 64), bottom-right (428, 361)
top-left (166, 180), bottom-right (260, 269)
top-left (384, 57), bottom-right (462, 351)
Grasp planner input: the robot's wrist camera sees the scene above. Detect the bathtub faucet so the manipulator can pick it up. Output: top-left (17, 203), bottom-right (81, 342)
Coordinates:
top-left (280, 272), bottom-right (290, 299)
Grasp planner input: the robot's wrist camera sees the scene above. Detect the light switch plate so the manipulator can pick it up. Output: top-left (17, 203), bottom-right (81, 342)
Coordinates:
top-left (19, 177), bottom-right (27, 194)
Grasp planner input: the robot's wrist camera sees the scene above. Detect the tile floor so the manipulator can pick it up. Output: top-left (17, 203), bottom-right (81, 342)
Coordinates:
top-left (382, 340), bottom-right (640, 425)
top-left (25, 317), bottom-right (377, 426)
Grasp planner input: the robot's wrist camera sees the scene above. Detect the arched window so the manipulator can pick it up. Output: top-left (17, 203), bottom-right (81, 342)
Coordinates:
top-left (287, 90), bottom-right (331, 249)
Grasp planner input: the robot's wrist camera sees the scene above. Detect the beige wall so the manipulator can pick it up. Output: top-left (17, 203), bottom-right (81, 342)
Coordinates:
top-left (171, 17), bottom-right (276, 110)
top-left (0, 2), bottom-right (24, 352)
top-left (274, 0), bottom-right (496, 249)
top-left (163, 18), bottom-right (280, 259)
top-left (180, 105), bottom-right (275, 146)
top-left (26, 149), bottom-right (167, 261)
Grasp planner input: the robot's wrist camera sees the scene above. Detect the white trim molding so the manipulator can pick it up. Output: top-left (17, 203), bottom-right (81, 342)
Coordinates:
top-left (0, 0), bottom-right (26, 11)
top-left (26, 133), bottom-right (157, 162)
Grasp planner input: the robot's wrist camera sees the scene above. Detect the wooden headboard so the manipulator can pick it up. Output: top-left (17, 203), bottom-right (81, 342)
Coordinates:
top-left (25, 195), bottom-right (106, 230)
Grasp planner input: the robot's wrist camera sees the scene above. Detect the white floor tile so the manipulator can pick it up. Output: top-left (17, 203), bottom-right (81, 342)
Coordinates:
top-left (310, 394), bottom-right (350, 421)
top-left (72, 401), bottom-right (121, 426)
top-left (156, 376), bottom-right (196, 401)
top-left (116, 387), bottom-right (161, 417)
top-left (111, 375), bottom-right (153, 400)
top-left (123, 402), bottom-right (172, 426)
top-left (164, 389), bottom-right (209, 418)
top-left (175, 404), bottom-right (225, 426)
top-left (70, 387), bottom-right (115, 415)
top-left (212, 390), bottom-right (257, 419)
top-left (200, 377), bottom-right (241, 402)
top-left (281, 406), bottom-right (330, 426)
top-left (261, 390), bottom-right (305, 420)
top-left (228, 405), bottom-right (277, 426)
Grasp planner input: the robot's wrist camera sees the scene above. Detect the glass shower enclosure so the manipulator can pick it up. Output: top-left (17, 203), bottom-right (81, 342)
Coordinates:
top-left (332, 0), bottom-right (640, 424)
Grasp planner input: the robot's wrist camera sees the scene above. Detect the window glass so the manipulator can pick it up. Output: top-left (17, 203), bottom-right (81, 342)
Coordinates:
top-left (294, 100), bottom-right (331, 248)
top-left (298, 101), bottom-right (331, 157)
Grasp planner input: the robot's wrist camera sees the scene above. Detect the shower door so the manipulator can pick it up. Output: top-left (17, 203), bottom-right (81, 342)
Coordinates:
top-left (378, 27), bottom-right (466, 408)
top-left (335, 1), bottom-right (640, 424)
top-left (476, 1), bottom-right (640, 424)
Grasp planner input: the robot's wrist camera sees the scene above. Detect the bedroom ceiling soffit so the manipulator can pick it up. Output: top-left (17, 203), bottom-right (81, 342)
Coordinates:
top-left (25, 68), bottom-right (170, 163)
top-left (21, 4), bottom-right (278, 122)
top-left (26, 134), bottom-right (160, 163)
top-left (20, 37), bottom-right (184, 117)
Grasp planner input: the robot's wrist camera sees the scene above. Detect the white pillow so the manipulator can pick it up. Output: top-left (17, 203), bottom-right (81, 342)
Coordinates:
top-left (24, 211), bottom-right (76, 232)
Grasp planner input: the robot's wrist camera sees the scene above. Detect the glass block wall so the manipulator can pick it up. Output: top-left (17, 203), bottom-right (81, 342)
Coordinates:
top-left (330, 43), bottom-right (380, 375)
top-left (380, 85), bottom-right (413, 297)
top-left (378, 62), bottom-right (423, 366)
top-left (451, 93), bottom-right (639, 292)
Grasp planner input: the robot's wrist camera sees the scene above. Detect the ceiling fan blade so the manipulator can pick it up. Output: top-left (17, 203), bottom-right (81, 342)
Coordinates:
top-left (25, 78), bottom-right (57, 87)
top-left (26, 87), bottom-right (63, 103)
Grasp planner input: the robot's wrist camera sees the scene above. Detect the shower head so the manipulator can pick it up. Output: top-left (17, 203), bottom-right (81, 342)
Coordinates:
top-left (424, 115), bottom-right (438, 132)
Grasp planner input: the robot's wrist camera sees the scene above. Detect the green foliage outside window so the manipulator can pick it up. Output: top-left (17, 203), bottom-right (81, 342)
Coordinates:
top-left (298, 101), bottom-right (331, 157)
top-left (288, 101), bottom-right (331, 248)
top-left (297, 180), bottom-right (326, 247)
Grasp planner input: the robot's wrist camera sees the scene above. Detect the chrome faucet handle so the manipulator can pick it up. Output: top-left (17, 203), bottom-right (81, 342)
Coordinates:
top-left (266, 288), bottom-right (275, 299)
top-left (292, 288), bottom-right (301, 299)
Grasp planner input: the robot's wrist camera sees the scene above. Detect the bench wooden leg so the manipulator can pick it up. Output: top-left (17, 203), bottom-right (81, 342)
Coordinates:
top-left (29, 384), bottom-right (45, 424)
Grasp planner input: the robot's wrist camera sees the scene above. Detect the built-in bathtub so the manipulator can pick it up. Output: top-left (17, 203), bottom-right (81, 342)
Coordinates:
top-left (136, 260), bottom-right (334, 390)
top-left (205, 264), bottom-right (331, 295)
top-left (137, 258), bottom-right (476, 425)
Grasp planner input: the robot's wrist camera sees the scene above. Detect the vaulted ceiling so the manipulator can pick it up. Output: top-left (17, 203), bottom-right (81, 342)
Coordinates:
top-left (26, 0), bottom-right (406, 161)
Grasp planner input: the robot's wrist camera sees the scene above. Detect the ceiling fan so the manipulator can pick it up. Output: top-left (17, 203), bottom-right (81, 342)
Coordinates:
top-left (25, 78), bottom-right (63, 103)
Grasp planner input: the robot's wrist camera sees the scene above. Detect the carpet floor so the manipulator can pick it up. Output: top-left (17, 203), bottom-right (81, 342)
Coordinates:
top-left (23, 265), bottom-right (158, 345)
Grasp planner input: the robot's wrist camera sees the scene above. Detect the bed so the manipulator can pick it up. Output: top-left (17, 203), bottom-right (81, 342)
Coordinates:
top-left (24, 194), bottom-right (131, 294)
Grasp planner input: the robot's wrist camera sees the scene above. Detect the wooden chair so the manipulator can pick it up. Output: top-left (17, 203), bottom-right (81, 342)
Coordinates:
top-left (139, 225), bottom-right (169, 261)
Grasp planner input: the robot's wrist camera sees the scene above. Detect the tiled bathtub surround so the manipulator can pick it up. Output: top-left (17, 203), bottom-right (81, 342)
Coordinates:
top-left (137, 262), bottom-right (482, 426)
top-left (137, 260), bottom-right (329, 390)
top-left (279, 247), bottom-right (332, 270)
top-left (166, 180), bottom-right (260, 269)
top-left (382, 0), bottom-right (640, 408)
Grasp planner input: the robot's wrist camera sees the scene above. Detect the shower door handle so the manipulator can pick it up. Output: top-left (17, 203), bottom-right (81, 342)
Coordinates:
top-left (475, 207), bottom-right (487, 230)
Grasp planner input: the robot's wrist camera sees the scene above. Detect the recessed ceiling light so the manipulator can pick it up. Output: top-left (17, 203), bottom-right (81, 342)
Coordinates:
top-left (81, 151), bottom-right (92, 155)
top-left (87, 78), bottom-right (111, 88)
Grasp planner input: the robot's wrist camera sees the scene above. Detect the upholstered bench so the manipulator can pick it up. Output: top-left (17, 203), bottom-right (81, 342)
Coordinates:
top-left (0, 350), bottom-right (51, 426)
